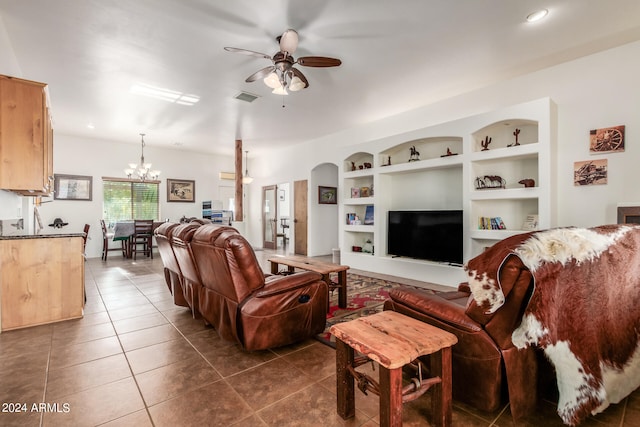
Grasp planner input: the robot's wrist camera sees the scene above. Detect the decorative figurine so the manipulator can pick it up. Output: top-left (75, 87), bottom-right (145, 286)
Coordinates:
top-left (409, 145), bottom-right (420, 162)
top-left (480, 136), bottom-right (492, 151)
top-left (351, 161), bottom-right (356, 171)
top-left (518, 178), bottom-right (535, 188)
top-left (508, 128), bottom-right (521, 147)
top-left (363, 162), bottom-right (372, 169)
top-left (441, 147), bottom-right (458, 157)
top-left (475, 175), bottom-right (506, 189)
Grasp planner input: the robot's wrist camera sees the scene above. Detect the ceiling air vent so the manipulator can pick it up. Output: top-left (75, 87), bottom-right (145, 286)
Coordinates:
top-left (234, 91), bottom-right (260, 103)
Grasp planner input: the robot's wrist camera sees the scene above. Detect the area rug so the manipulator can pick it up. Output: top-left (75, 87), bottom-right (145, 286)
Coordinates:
top-left (316, 273), bottom-right (437, 347)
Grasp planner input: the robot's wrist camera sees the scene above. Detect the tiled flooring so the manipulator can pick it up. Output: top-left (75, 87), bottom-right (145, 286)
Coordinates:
top-left (0, 250), bottom-right (638, 426)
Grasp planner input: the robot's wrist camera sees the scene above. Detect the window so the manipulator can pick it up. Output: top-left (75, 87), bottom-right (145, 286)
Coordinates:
top-left (103, 179), bottom-right (160, 224)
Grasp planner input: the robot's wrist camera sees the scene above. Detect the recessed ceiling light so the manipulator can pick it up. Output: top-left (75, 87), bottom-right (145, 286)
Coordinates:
top-left (87, 123), bottom-right (95, 130)
top-left (526, 9), bottom-right (548, 22)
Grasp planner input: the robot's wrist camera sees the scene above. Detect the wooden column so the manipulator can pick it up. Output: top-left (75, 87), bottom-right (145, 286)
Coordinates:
top-left (235, 139), bottom-right (243, 221)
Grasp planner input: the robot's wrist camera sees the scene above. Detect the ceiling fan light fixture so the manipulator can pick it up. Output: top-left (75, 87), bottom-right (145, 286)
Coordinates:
top-left (289, 76), bottom-right (306, 91)
top-left (272, 86), bottom-right (288, 95)
top-left (263, 72), bottom-right (281, 89)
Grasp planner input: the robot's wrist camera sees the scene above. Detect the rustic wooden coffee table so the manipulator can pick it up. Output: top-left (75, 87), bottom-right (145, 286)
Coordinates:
top-left (268, 255), bottom-right (349, 308)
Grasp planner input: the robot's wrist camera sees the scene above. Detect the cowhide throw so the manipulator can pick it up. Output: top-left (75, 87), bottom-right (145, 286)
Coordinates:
top-left (465, 225), bottom-right (640, 426)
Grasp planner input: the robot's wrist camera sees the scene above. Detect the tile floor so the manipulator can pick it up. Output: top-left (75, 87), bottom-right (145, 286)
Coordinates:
top-left (0, 249), bottom-right (638, 426)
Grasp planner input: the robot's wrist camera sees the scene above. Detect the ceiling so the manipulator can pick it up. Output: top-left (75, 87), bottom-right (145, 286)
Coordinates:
top-left (1, 0), bottom-right (640, 157)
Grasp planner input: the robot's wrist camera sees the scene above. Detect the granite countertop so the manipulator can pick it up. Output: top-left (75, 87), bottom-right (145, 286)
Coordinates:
top-left (0, 232), bottom-right (85, 240)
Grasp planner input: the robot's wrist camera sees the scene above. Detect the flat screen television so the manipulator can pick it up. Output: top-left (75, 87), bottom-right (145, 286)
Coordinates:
top-left (387, 210), bottom-right (463, 265)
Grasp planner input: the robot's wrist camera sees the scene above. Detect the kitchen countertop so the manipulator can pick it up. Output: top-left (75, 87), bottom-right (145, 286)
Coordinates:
top-left (0, 232), bottom-right (85, 240)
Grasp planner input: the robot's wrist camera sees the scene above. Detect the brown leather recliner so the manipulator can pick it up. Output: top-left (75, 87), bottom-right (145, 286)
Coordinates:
top-left (189, 224), bottom-right (329, 351)
top-left (170, 222), bottom-right (204, 318)
top-left (154, 222), bottom-right (189, 308)
top-left (383, 241), bottom-right (538, 419)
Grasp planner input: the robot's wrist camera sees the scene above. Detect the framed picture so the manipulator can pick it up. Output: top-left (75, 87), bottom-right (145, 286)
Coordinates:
top-left (574, 159), bottom-right (608, 186)
top-left (318, 186), bottom-right (337, 204)
top-left (167, 179), bottom-right (195, 202)
top-left (589, 125), bottom-right (625, 153)
top-left (54, 174), bottom-right (93, 201)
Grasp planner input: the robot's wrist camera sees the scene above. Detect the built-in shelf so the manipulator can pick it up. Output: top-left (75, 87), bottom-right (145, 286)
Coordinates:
top-left (338, 98), bottom-right (555, 286)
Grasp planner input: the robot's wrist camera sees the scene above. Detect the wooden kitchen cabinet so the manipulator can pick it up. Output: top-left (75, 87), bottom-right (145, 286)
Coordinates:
top-left (0, 74), bottom-right (54, 195)
top-left (0, 235), bottom-right (84, 331)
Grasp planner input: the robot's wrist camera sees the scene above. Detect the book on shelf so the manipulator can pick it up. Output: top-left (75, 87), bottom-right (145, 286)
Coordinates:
top-left (478, 216), bottom-right (506, 230)
top-left (522, 214), bottom-right (539, 230)
top-left (364, 205), bottom-right (374, 225)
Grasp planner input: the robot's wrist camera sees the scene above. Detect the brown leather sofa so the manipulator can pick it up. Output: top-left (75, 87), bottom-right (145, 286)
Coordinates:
top-left (189, 224), bottom-right (329, 351)
top-left (155, 222), bottom-right (189, 308)
top-left (383, 240), bottom-right (538, 419)
top-left (169, 222), bottom-right (203, 318)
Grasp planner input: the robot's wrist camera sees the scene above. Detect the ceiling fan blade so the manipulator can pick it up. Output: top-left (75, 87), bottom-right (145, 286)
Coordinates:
top-left (290, 68), bottom-right (309, 89)
top-left (297, 56), bottom-right (342, 67)
top-left (245, 66), bottom-right (276, 83)
top-left (224, 47), bottom-right (272, 60)
top-left (279, 29), bottom-right (299, 54)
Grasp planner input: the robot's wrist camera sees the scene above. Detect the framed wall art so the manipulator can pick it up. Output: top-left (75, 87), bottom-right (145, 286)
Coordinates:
top-left (54, 174), bottom-right (93, 201)
top-left (573, 159), bottom-right (608, 186)
top-left (318, 186), bottom-right (337, 204)
top-left (589, 125), bottom-right (625, 154)
top-left (167, 179), bottom-right (195, 202)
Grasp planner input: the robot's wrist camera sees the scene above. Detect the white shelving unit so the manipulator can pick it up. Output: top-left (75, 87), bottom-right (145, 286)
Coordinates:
top-left (338, 98), bottom-right (556, 286)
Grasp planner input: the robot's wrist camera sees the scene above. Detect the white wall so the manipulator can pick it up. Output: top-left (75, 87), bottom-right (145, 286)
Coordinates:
top-left (309, 163), bottom-right (339, 256)
top-left (35, 134), bottom-right (234, 258)
top-left (250, 40), bottom-right (640, 248)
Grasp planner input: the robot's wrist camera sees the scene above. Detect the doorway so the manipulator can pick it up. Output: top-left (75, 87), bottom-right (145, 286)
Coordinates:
top-left (262, 185), bottom-right (277, 249)
top-left (294, 180), bottom-right (308, 255)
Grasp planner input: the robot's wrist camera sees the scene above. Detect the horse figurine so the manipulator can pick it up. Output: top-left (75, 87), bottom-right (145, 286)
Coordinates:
top-left (409, 145), bottom-right (420, 162)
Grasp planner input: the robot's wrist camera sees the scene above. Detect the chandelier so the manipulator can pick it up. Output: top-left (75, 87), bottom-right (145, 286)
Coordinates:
top-left (124, 133), bottom-right (161, 181)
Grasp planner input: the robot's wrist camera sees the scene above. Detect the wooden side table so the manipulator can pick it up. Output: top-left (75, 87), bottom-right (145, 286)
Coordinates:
top-left (330, 311), bottom-right (458, 427)
top-left (268, 255), bottom-right (349, 308)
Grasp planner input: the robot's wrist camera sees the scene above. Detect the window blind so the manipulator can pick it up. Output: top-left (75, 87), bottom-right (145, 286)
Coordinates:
top-left (103, 179), bottom-right (159, 224)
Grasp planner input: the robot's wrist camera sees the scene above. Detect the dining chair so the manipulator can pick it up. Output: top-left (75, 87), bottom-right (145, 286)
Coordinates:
top-left (131, 219), bottom-right (154, 260)
top-left (82, 223), bottom-right (90, 257)
top-left (100, 219), bottom-right (127, 260)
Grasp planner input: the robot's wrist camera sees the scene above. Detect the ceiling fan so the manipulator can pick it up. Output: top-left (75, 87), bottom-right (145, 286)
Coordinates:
top-left (224, 29), bottom-right (342, 95)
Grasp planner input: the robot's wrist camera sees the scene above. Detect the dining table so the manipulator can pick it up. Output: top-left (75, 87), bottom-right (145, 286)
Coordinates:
top-left (112, 220), bottom-right (164, 258)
